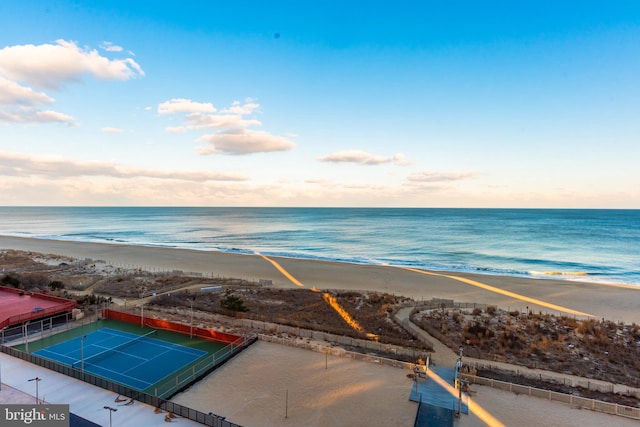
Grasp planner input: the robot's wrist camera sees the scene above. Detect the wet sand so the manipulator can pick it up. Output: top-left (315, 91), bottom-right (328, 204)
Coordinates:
top-left (1, 235), bottom-right (638, 323)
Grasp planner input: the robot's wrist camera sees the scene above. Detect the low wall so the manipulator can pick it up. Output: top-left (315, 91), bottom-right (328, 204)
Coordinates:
top-left (466, 359), bottom-right (640, 399)
top-left (258, 334), bottom-right (414, 371)
top-left (222, 315), bottom-right (429, 360)
top-left (462, 374), bottom-right (640, 421)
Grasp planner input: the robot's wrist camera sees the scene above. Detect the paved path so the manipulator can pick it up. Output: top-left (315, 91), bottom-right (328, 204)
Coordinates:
top-left (395, 306), bottom-right (458, 368)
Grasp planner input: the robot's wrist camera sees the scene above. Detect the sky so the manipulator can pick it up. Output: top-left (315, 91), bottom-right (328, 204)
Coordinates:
top-left (0, 1), bottom-right (639, 208)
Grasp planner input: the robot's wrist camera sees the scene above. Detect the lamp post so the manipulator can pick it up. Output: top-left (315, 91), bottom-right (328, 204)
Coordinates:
top-left (103, 406), bottom-right (117, 427)
top-left (28, 377), bottom-right (41, 404)
top-left (457, 346), bottom-right (464, 416)
top-left (80, 335), bottom-right (86, 373)
top-left (140, 287), bottom-right (147, 328)
top-left (23, 322), bottom-right (29, 353)
top-left (190, 296), bottom-right (195, 339)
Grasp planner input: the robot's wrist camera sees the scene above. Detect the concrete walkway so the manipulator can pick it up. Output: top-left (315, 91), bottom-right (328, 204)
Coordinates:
top-left (395, 307), bottom-right (459, 368)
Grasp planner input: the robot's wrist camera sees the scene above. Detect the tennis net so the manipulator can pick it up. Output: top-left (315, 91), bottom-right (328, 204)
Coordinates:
top-left (72, 330), bottom-right (157, 369)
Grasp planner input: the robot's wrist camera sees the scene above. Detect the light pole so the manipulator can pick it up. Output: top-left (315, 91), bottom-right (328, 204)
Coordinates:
top-left (457, 346), bottom-right (464, 416)
top-left (28, 377), bottom-right (41, 404)
top-left (190, 296), bottom-right (195, 339)
top-left (103, 406), bottom-right (117, 427)
top-left (80, 335), bottom-right (86, 373)
top-left (140, 287), bottom-right (147, 328)
top-left (23, 322), bottom-right (29, 353)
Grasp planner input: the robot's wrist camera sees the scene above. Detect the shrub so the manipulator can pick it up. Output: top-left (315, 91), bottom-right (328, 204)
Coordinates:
top-left (220, 291), bottom-right (248, 312)
top-left (1, 274), bottom-right (21, 288)
top-left (49, 280), bottom-right (65, 291)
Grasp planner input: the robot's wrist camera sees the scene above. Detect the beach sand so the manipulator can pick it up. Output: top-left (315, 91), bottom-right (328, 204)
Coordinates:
top-left (2, 235), bottom-right (639, 426)
top-left (1, 236), bottom-right (638, 323)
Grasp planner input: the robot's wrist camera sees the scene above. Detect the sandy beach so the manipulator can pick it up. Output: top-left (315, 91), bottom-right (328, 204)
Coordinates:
top-left (2, 235), bottom-right (639, 426)
top-left (1, 235), bottom-right (638, 323)
top-left (2, 235), bottom-right (639, 323)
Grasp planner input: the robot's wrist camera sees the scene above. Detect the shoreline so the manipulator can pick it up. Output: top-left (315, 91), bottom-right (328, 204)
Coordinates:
top-left (3, 232), bottom-right (636, 289)
top-left (1, 235), bottom-right (639, 323)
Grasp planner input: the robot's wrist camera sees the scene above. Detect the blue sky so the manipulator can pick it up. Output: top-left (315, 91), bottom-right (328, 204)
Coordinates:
top-left (1, 1), bottom-right (638, 207)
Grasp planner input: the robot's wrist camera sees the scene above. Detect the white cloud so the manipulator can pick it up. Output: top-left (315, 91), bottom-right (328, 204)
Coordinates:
top-left (160, 98), bottom-right (295, 155)
top-left (407, 171), bottom-right (475, 182)
top-left (196, 129), bottom-right (295, 155)
top-left (221, 100), bottom-right (260, 115)
top-left (100, 41), bottom-right (124, 52)
top-left (0, 108), bottom-right (74, 124)
top-left (0, 151), bottom-right (248, 182)
top-left (0, 76), bottom-right (53, 105)
top-left (317, 150), bottom-right (410, 166)
top-left (0, 39), bottom-right (144, 90)
top-left (157, 98), bottom-right (216, 115)
top-left (100, 127), bottom-right (124, 133)
top-left (184, 112), bottom-right (261, 129)
top-left (0, 40), bottom-right (144, 124)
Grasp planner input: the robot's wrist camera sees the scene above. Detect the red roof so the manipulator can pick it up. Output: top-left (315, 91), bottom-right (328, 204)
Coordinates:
top-left (0, 286), bottom-right (76, 328)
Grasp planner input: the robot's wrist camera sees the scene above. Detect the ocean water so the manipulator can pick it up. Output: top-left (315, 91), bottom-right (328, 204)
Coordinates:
top-left (0, 207), bottom-right (638, 286)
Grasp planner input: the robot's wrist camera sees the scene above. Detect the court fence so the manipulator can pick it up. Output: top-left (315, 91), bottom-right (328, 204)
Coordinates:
top-left (153, 333), bottom-right (254, 399)
top-left (0, 341), bottom-right (253, 427)
top-left (1, 312), bottom-right (74, 346)
top-left (461, 373), bottom-right (640, 420)
top-left (102, 309), bottom-right (256, 398)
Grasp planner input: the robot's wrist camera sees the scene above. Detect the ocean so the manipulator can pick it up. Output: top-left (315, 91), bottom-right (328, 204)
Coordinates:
top-left (0, 207), bottom-right (638, 286)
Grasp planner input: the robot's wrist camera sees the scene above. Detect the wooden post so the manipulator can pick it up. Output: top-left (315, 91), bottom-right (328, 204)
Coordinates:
top-left (285, 389), bottom-right (288, 418)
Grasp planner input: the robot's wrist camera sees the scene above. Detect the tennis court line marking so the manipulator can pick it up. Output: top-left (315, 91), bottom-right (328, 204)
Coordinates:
top-left (121, 348), bottom-right (173, 376)
top-left (132, 338), bottom-right (206, 356)
top-left (88, 363), bottom-right (154, 388)
top-left (97, 328), bottom-right (205, 356)
top-left (399, 266), bottom-right (593, 317)
top-left (91, 344), bottom-right (148, 362)
top-left (33, 348), bottom-right (77, 364)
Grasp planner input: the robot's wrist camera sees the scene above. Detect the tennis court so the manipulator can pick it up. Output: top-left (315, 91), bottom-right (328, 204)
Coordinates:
top-left (33, 328), bottom-right (206, 390)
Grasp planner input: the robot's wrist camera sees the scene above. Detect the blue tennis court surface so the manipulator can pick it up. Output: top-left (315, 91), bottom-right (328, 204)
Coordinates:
top-left (34, 328), bottom-right (206, 390)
